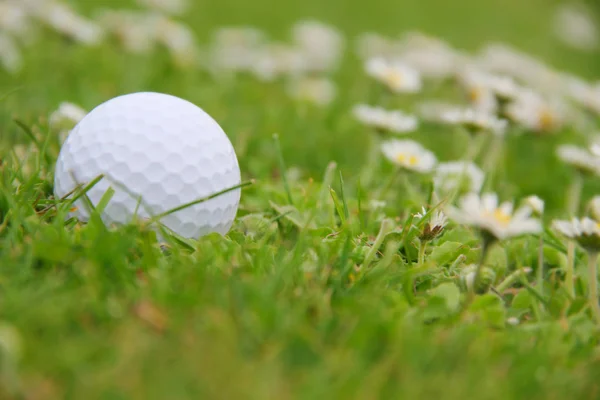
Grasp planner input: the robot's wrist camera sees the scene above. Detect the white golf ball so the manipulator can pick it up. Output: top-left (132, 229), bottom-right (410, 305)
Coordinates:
top-left (54, 92), bottom-right (241, 239)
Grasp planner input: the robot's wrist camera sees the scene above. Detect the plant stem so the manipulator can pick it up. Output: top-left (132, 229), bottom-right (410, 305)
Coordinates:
top-left (418, 239), bottom-right (427, 266)
top-left (363, 218), bottom-right (395, 267)
top-left (564, 172), bottom-right (583, 300)
top-left (465, 234), bottom-right (493, 305)
top-left (566, 172), bottom-right (583, 216)
top-left (537, 235), bottom-right (544, 298)
top-left (496, 267), bottom-right (532, 293)
top-left (587, 251), bottom-right (600, 325)
top-left (566, 241), bottom-right (576, 299)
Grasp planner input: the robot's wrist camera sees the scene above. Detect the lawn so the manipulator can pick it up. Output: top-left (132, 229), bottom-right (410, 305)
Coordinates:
top-left (1, 0), bottom-right (600, 399)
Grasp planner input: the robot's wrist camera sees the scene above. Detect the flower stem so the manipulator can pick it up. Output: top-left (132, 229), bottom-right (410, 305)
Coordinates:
top-left (587, 251), bottom-right (600, 325)
top-left (465, 234), bottom-right (493, 305)
top-left (537, 235), bottom-right (544, 298)
top-left (482, 135), bottom-right (504, 190)
top-left (566, 241), bottom-right (576, 299)
top-left (418, 239), bottom-right (427, 266)
top-left (564, 172), bottom-right (583, 300)
top-left (566, 172), bottom-right (583, 216)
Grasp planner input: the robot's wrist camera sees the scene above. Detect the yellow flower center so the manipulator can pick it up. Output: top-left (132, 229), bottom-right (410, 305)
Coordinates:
top-left (384, 70), bottom-right (403, 88)
top-left (396, 153), bottom-right (418, 166)
top-left (538, 109), bottom-right (556, 131)
top-left (469, 87), bottom-right (482, 102)
top-left (491, 209), bottom-right (511, 226)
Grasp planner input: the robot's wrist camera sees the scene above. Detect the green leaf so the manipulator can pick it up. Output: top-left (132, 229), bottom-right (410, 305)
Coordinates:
top-left (428, 241), bottom-right (472, 266)
top-left (430, 282), bottom-right (461, 311)
top-left (470, 294), bottom-right (506, 328)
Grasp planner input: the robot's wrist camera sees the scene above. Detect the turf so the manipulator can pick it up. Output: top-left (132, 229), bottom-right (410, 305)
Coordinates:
top-left (1, 0), bottom-right (600, 399)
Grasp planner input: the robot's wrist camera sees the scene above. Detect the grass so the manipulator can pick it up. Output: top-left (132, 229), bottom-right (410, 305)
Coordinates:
top-left (1, 0), bottom-right (600, 398)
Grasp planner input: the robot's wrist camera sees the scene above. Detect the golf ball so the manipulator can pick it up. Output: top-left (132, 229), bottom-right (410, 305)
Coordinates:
top-left (54, 92), bottom-right (241, 239)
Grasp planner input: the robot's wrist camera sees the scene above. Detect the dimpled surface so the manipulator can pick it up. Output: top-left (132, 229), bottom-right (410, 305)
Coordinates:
top-left (54, 92), bottom-right (241, 238)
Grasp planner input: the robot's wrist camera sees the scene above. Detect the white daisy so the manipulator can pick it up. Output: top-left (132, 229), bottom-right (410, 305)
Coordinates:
top-left (414, 207), bottom-right (447, 241)
top-left (135, 0), bottom-right (189, 15)
top-left (446, 192), bottom-right (542, 241)
top-left (287, 77), bottom-right (336, 106)
top-left (434, 161), bottom-right (484, 194)
top-left (49, 102), bottom-right (87, 143)
top-left (355, 32), bottom-right (402, 60)
top-left (590, 197), bottom-right (600, 221)
top-left (569, 81), bottom-right (600, 116)
top-left (36, 2), bottom-right (104, 45)
top-left (553, 4), bottom-right (599, 51)
top-left (0, 1), bottom-right (31, 38)
top-left (553, 217), bottom-right (600, 252)
top-left (207, 26), bottom-right (266, 72)
top-left (556, 144), bottom-right (600, 175)
top-left (353, 104), bottom-right (418, 133)
top-left (505, 90), bottom-right (567, 133)
top-left (415, 101), bottom-right (463, 123)
top-left (97, 10), bottom-right (156, 54)
top-left (365, 57), bottom-right (422, 93)
top-left (154, 16), bottom-right (198, 66)
top-left (395, 31), bottom-right (464, 80)
top-left (439, 108), bottom-right (507, 135)
top-left (525, 195), bottom-right (545, 216)
top-left (380, 139), bottom-right (437, 173)
top-left (0, 33), bottom-right (22, 73)
top-left (291, 20), bottom-right (344, 73)
top-left (250, 44), bottom-right (306, 81)
top-left (457, 67), bottom-right (523, 104)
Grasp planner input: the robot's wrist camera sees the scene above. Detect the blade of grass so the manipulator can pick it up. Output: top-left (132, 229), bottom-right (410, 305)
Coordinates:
top-left (273, 133), bottom-right (293, 205)
top-left (338, 171), bottom-right (349, 221)
top-left (150, 180), bottom-right (254, 223)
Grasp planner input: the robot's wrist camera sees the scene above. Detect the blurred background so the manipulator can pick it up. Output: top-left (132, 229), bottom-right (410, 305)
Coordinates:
top-left (1, 0), bottom-right (600, 212)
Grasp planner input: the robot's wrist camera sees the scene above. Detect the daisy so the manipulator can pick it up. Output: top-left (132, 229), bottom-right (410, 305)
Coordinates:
top-left (439, 108), bottom-right (507, 136)
top-left (395, 32), bottom-right (464, 80)
top-left (414, 206), bottom-right (447, 265)
top-left (380, 139), bottom-right (436, 173)
top-left (525, 195), bottom-right (545, 216)
top-left (207, 26), bottom-right (266, 72)
top-left (291, 20), bottom-right (344, 73)
top-left (287, 77), bottom-right (336, 106)
top-left (355, 32), bottom-right (400, 60)
top-left (135, 0), bottom-right (189, 15)
top-left (556, 144), bottom-right (600, 175)
top-left (553, 217), bottom-right (600, 252)
top-left (0, 1), bottom-right (31, 38)
top-left (553, 4), bottom-right (598, 52)
top-left (457, 67), bottom-right (523, 107)
top-left (553, 216), bottom-right (600, 324)
top-left (0, 33), bottom-right (22, 73)
top-left (97, 10), bottom-right (156, 54)
top-left (353, 104), bottom-right (418, 133)
top-left (505, 90), bottom-right (567, 133)
top-left (414, 207), bottom-right (447, 241)
top-left (569, 82), bottom-right (600, 116)
top-left (49, 102), bottom-right (87, 143)
top-left (433, 161), bottom-right (484, 195)
top-left (365, 57), bottom-right (422, 93)
top-left (36, 2), bottom-right (104, 45)
top-left (154, 16), bottom-right (198, 66)
top-left (446, 192), bottom-right (542, 241)
top-left (590, 196), bottom-right (600, 221)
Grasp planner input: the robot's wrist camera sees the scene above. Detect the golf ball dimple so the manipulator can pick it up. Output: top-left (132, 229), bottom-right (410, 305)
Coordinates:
top-left (54, 92), bottom-right (242, 239)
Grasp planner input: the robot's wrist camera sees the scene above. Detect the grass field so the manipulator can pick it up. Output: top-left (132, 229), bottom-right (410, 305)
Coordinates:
top-left (2, 0), bottom-right (600, 399)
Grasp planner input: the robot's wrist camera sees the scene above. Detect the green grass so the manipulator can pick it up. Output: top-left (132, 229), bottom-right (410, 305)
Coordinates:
top-left (2, 0), bottom-right (600, 399)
